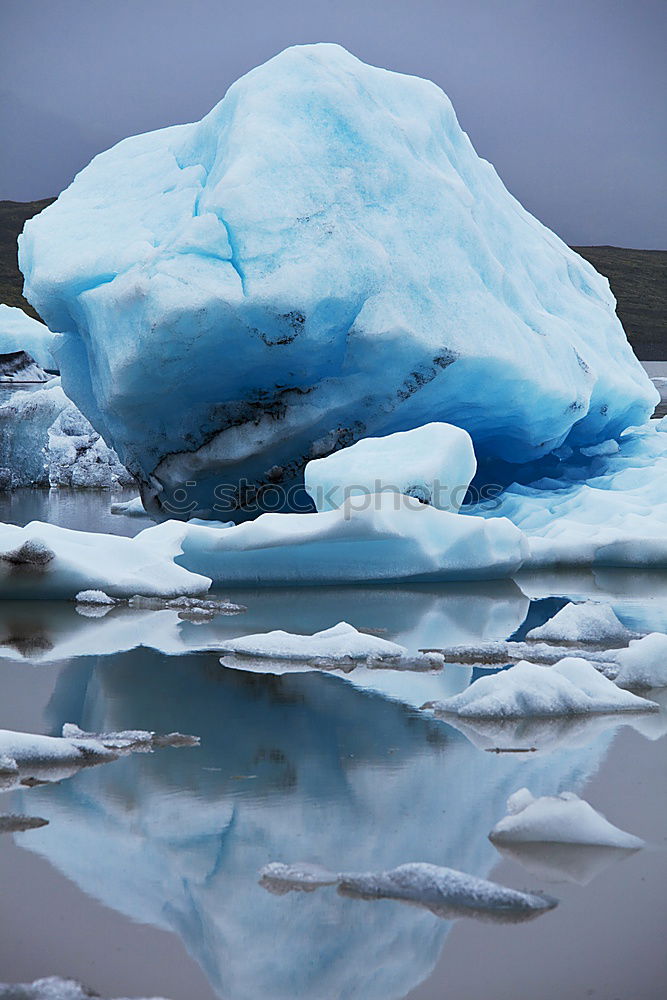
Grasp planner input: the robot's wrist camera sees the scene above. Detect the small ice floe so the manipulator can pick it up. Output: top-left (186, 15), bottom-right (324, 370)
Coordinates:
top-left (304, 422), bottom-right (477, 512)
top-left (489, 788), bottom-right (645, 849)
top-left (0, 521), bottom-right (210, 600)
top-left (0, 728), bottom-right (118, 791)
top-left (259, 862), bottom-right (340, 894)
top-left (0, 814), bottom-right (49, 833)
top-left (73, 589), bottom-right (245, 621)
top-left (219, 622), bottom-right (442, 674)
top-left (110, 495), bottom-right (152, 518)
top-left (61, 724), bottom-right (200, 753)
top-left (0, 977), bottom-right (171, 999)
top-left (258, 861), bottom-right (556, 923)
top-left (526, 601), bottom-right (638, 645)
top-left (610, 633), bottom-right (667, 690)
top-left (127, 594), bottom-right (246, 619)
top-left (423, 658), bottom-right (659, 719)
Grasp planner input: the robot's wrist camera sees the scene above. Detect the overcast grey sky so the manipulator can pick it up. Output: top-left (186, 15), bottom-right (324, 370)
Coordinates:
top-left (1, 0), bottom-right (665, 247)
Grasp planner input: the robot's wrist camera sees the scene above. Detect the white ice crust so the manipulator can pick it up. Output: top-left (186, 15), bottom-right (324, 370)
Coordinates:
top-left (489, 787), bottom-right (644, 848)
top-left (304, 422), bottom-right (477, 512)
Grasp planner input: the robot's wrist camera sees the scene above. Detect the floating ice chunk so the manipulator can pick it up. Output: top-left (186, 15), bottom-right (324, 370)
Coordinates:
top-left (0, 977), bottom-right (171, 1000)
top-left (0, 350), bottom-right (51, 383)
top-left (489, 788), bottom-right (644, 848)
top-left (0, 379), bottom-right (133, 488)
top-left (127, 594), bottom-right (245, 616)
top-left (0, 727), bottom-right (117, 789)
top-left (75, 589), bottom-right (116, 605)
top-left (259, 862), bottom-right (340, 893)
top-left (0, 304), bottom-right (57, 372)
top-left (492, 841), bottom-right (641, 885)
top-left (219, 621), bottom-right (407, 662)
top-left (337, 862), bottom-right (556, 922)
top-left (20, 45), bottom-right (655, 519)
top-left (61, 723), bottom-right (199, 753)
top-left (143, 493), bottom-right (526, 585)
top-left (110, 496), bottom-right (151, 518)
top-left (526, 601), bottom-right (637, 644)
top-left (304, 423), bottom-right (476, 512)
top-left (47, 401), bottom-right (134, 488)
top-left (426, 658), bottom-right (658, 718)
top-left (0, 380), bottom-right (68, 487)
top-left (0, 521), bottom-right (211, 600)
top-left (612, 633), bottom-right (667, 690)
top-left (259, 860), bottom-right (555, 921)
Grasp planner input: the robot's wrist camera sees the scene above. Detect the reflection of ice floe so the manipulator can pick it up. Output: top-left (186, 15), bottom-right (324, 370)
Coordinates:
top-left (12, 648), bottom-right (616, 1000)
top-left (424, 658), bottom-right (658, 719)
top-left (492, 841), bottom-right (640, 886)
top-left (489, 788), bottom-right (644, 848)
top-left (0, 583), bottom-right (528, 711)
top-left (433, 690), bottom-right (667, 754)
top-left (0, 813), bottom-right (49, 833)
top-left (0, 977), bottom-right (170, 999)
top-left (260, 860), bottom-right (556, 923)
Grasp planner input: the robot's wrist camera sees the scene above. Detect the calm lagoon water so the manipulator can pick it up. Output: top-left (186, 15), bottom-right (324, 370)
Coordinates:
top-left (0, 490), bottom-right (666, 1000)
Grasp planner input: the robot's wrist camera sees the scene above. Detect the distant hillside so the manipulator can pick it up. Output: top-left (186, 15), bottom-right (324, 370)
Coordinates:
top-left (1, 200), bottom-right (664, 358)
top-left (573, 246), bottom-right (667, 361)
top-left (0, 198), bottom-right (55, 320)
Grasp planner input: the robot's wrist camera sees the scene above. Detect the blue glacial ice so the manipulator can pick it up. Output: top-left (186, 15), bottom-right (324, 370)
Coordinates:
top-left (0, 379), bottom-right (133, 488)
top-left (18, 43), bottom-right (656, 520)
top-left (472, 419), bottom-right (667, 568)
top-left (0, 304), bottom-right (58, 373)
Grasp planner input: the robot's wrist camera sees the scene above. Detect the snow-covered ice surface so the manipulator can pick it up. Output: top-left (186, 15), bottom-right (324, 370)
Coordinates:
top-left (0, 727), bottom-right (117, 791)
top-left (0, 978), bottom-right (170, 1000)
top-left (0, 305), bottom-right (58, 373)
top-left (0, 380), bottom-right (133, 489)
top-left (259, 860), bottom-right (556, 922)
top-left (144, 494), bottom-right (526, 585)
top-left (0, 520), bottom-right (210, 599)
top-left (20, 44), bottom-right (655, 520)
top-left (304, 423), bottom-right (477, 512)
top-left (219, 621), bottom-right (408, 662)
top-left (526, 601), bottom-right (637, 644)
top-left (489, 788), bottom-right (644, 848)
top-left (426, 658), bottom-right (658, 719)
top-left (611, 633), bottom-right (667, 690)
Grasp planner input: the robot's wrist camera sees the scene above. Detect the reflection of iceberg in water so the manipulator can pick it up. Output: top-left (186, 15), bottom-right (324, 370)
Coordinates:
top-left (14, 648), bottom-right (613, 1000)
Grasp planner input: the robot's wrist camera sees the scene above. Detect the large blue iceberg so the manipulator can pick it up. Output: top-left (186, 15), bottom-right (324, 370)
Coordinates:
top-left (19, 43), bottom-right (656, 520)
